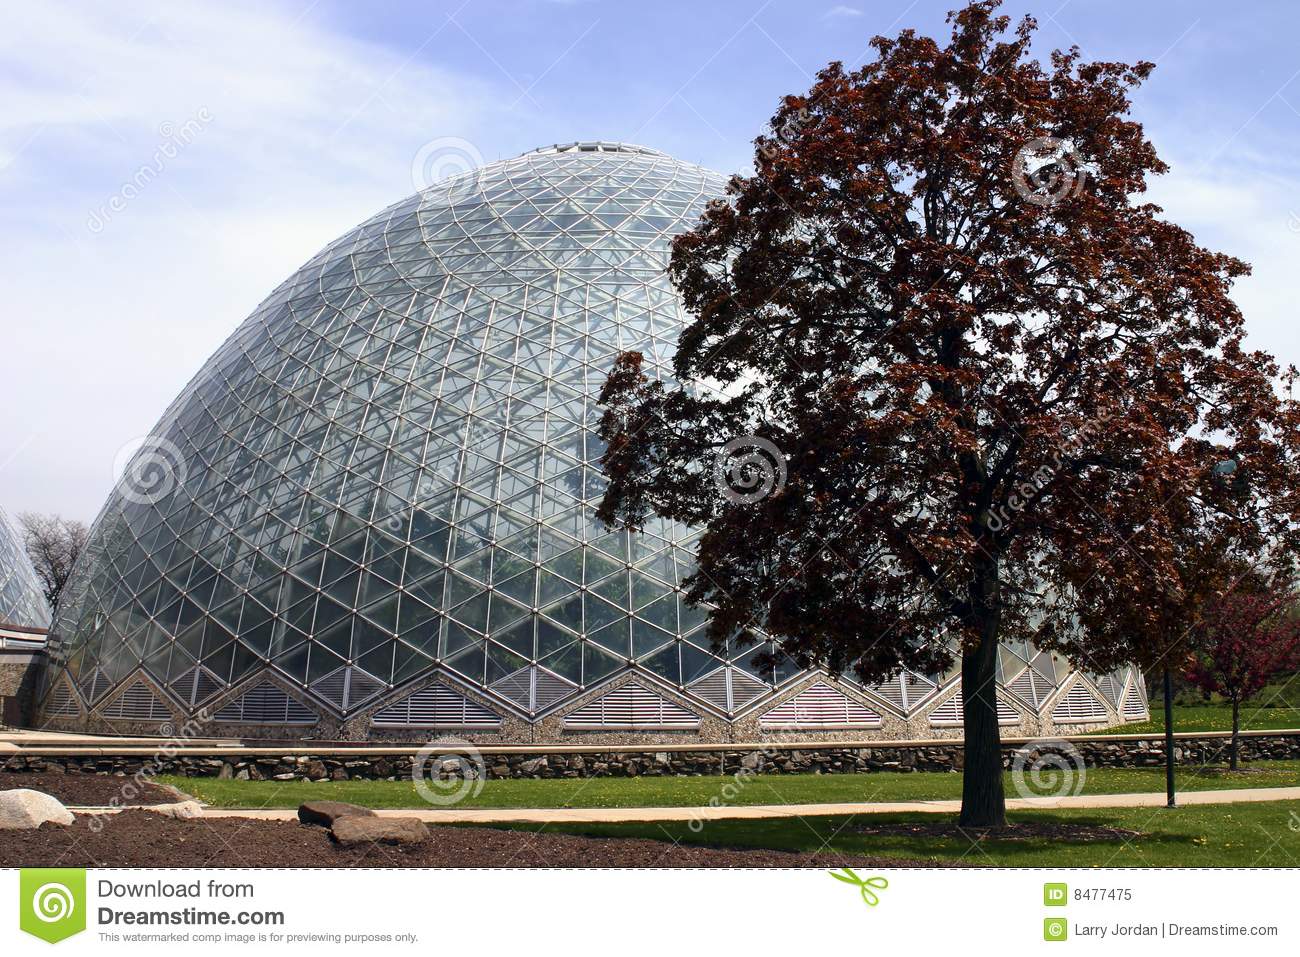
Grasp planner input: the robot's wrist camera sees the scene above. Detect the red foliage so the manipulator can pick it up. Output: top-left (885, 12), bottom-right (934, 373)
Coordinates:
top-left (596, 1), bottom-right (1300, 822)
top-left (1185, 592), bottom-right (1300, 706)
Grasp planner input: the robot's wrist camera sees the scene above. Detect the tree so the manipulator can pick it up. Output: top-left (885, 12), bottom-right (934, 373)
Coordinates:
top-left (595, 1), bottom-right (1300, 826)
top-left (1184, 589), bottom-right (1300, 770)
top-left (18, 512), bottom-right (89, 617)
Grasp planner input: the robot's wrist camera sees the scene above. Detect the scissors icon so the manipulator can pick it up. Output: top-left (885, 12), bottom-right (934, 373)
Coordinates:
top-left (829, 868), bottom-right (889, 906)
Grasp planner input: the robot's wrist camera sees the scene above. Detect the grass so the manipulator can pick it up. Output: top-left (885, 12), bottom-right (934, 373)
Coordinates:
top-left (511, 800), bottom-right (1300, 867)
top-left (1088, 703), bottom-right (1300, 735)
top-left (160, 759), bottom-right (1300, 810)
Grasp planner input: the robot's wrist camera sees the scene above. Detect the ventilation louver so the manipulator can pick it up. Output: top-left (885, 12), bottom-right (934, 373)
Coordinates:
top-left (370, 681), bottom-right (502, 729)
top-left (213, 681), bottom-right (317, 725)
top-left (759, 681), bottom-right (882, 728)
top-left (100, 677), bottom-right (171, 721)
top-left (1120, 678), bottom-right (1148, 720)
top-left (563, 681), bottom-right (699, 729)
top-left (42, 678), bottom-right (80, 718)
top-left (927, 687), bottom-right (1020, 726)
top-left (1051, 680), bottom-right (1110, 722)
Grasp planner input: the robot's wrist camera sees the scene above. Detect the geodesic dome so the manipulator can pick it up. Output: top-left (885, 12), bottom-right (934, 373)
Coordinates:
top-left (41, 142), bottom-right (1145, 738)
top-left (0, 506), bottom-right (50, 630)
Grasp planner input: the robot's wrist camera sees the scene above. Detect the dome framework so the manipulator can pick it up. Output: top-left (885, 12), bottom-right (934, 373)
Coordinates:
top-left (0, 506), bottom-right (50, 630)
top-left (40, 143), bottom-right (1145, 739)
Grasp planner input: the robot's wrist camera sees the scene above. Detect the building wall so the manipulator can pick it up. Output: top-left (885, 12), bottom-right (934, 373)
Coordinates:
top-left (32, 660), bottom-right (1142, 743)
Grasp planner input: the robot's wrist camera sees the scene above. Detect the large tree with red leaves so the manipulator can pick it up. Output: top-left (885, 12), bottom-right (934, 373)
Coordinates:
top-left (596, 1), bottom-right (1300, 825)
top-left (1185, 590), bottom-right (1300, 770)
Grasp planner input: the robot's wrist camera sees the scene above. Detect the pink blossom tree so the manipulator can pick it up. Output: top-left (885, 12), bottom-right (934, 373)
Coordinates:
top-left (1185, 591), bottom-right (1300, 769)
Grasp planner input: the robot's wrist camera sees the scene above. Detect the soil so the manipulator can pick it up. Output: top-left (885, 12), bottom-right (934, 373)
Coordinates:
top-left (853, 820), bottom-right (1143, 842)
top-left (0, 772), bottom-right (180, 807)
top-left (0, 811), bottom-right (942, 868)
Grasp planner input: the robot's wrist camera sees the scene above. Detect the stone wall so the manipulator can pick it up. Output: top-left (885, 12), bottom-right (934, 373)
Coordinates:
top-left (4, 733), bottom-right (1297, 782)
top-left (0, 649), bottom-right (44, 726)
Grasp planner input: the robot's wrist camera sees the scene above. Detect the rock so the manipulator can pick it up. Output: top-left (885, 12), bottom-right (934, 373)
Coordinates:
top-left (298, 800), bottom-right (376, 827)
top-left (145, 801), bottom-right (204, 819)
top-left (519, 757), bottom-right (547, 775)
top-left (235, 768), bottom-right (250, 781)
top-left (0, 789), bottom-right (75, 829)
top-left (217, 763), bottom-right (234, 780)
top-left (330, 815), bottom-right (428, 846)
top-left (304, 760), bottom-right (328, 781)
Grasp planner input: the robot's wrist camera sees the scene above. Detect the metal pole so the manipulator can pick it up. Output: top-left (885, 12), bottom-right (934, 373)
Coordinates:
top-left (1163, 667), bottom-right (1176, 808)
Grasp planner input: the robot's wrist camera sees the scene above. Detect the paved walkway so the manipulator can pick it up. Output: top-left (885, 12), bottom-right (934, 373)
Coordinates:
top-left (74, 786), bottom-right (1300, 824)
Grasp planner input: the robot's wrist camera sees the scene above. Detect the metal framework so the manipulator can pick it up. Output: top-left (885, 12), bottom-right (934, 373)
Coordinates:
top-left (39, 143), bottom-right (1146, 737)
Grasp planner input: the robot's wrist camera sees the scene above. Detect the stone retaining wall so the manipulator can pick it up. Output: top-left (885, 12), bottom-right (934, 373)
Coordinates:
top-left (4, 734), bottom-right (1297, 782)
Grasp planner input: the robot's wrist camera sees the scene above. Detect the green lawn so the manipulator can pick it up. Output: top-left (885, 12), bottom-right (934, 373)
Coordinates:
top-left (160, 760), bottom-right (1300, 810)
top-left (513, 800), bottom-right (1300, 867)
top-left (1088, 704), bottom-right (1300, 735)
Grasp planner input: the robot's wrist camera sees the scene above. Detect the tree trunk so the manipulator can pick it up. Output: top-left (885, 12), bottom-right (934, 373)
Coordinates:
top-left (959, 557), bottom-right (1006, 828)
top-left (1230, 698), bottom-right (1240, 771)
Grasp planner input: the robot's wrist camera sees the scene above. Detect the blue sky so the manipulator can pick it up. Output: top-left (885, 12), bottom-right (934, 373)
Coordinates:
top-left (3, 0), bottom-right (1300, 520)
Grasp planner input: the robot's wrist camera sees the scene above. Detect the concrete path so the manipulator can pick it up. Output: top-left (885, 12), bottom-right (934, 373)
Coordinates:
top-left (72, 785), bottom-right (1300, 824)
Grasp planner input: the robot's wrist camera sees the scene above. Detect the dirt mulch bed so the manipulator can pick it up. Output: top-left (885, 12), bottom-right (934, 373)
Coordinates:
top-left (854, 820), bottom-right (1142, 842)
top-left (0, 773), bottom-right (180, 807)
top-left (0, 811), bottom-right (939, 868)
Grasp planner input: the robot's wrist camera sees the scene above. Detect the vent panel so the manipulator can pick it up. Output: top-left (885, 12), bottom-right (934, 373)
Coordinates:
top-left (214, 681), bottom-right (318, 725)
top-left (563, 681), bottom-right (699, 729)
top-left (1051, 680), bottom-right (1110, 722)
top-left (371, 681), bottom-right (502, 728)
top-left (759, 681), bottom-right (881, 728)
top-left (927, 687), bottom-right (1020, 726)
top-left (100, 677), bottom-right (171, 721)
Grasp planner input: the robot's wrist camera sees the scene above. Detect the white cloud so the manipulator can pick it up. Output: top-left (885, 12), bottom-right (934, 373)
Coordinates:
top-left (822, 5), bottom-right (864, 20)
top-left (0, 1), bottom-right (521, 519)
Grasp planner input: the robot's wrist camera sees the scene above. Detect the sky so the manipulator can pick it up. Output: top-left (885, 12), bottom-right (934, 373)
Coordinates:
top-left (2, 0), bottom-right (1300, 522)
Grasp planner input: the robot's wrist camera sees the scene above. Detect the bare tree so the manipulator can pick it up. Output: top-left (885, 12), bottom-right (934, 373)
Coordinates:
top-left (18, 512), bottom-right (89, 617)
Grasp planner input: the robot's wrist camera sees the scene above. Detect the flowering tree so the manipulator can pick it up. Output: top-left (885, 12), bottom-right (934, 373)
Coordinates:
top-left (1185, 591), bottom-right (1300, 770)
top-left (596, 1), bottom-right (1300, 827)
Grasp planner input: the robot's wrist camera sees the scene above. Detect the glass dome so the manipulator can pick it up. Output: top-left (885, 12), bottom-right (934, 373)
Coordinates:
top-left (41, 143), bottom-right (1143, 735)
top-left (0, 506), bottom-right (50, 630)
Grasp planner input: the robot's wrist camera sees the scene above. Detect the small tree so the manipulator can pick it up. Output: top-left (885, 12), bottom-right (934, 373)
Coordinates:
top-left (18, 512), bottom-right (89, 616)
top-left (596, 1), bottom-right (1300, 826)
top-left (1185, 590), bottom-right (1300, 770)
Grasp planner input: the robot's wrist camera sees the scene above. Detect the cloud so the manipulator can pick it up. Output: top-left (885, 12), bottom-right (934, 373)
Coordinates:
top-left (822, 5), bottom-right (864, 19)
top-left (0, 0), bottom-right (519, 519)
